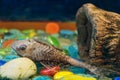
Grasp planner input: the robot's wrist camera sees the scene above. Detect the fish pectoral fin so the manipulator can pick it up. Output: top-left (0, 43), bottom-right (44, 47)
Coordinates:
top-left (40, 62), bottom-right (52, 69)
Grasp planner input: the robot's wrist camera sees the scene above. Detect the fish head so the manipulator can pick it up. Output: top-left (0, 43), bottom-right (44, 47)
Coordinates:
top-left (11, 39), bottom-right (37, 59)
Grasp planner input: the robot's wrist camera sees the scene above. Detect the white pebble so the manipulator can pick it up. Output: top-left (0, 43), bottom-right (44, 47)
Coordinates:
top-left (0, 58), bottom-right (37, 79)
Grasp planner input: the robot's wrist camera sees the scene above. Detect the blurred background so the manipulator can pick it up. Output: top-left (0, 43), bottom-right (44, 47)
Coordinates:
top-left (0, 0), bottom-right (120, 21)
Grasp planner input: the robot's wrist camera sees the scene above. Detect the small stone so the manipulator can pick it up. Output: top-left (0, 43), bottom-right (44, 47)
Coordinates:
top-left (0, 60), bottom-right (6, 66)
top-left (114, 77), bottom-right (120, 80)
top-left (2, 39), bottom-right (15, 48)
top-left (0, 58), bottom-right (37, 79)
top-left (29, 32), bottom-right (37, 38)
top-left (32, 76), bottom-right (51, 80)
top-left (62, 74), bottom-right (96, 80)
top-left (16, 33), bottom-right (27, 40)
top-left (59, 30), bottom-right (74, 39)
top-left (68, 66), bottom-right (85, 74)
top-left (0, 49), bottom-right (7, 56)
top-left (59, 38), bottom-right (71, 46)
top-left (0, 39), bottom-right (4, 48)
top-left (68, 45), bottom-right (79, 59)
top-left (36, 30), bottom-right (45, 35)
top-left (9, 29), bottom-right (21, 34)
top-left (40, 66), bottom-right (60, 76)
top-left (47, 36), bottom-right (60, 47)
top-left (4, 55), bottom-right (19, 61)
top-left (22, 29), bottom-right (36, 38)
top-left (5, 29), bottom-right (22, 39)
top-left (45, 22), bottom-right (60, 34)
top-left (51, 33), bottom-right (59, 38)
top-left (4, 32), bottom-right (16, 39)
top-left (0, 29), bottom-right (8, 34)
top-left (53, 71), bottom-right (73, 80)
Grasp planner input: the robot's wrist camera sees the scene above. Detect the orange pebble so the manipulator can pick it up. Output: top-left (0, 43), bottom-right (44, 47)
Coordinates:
top-left (3, 39), bottom-right (15, 48)
top-left (45, 22), bottom-right (60, 34)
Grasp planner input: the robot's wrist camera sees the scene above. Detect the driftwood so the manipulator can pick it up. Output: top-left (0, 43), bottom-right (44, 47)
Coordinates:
top-left (76, 3), bottom-right (120, 76)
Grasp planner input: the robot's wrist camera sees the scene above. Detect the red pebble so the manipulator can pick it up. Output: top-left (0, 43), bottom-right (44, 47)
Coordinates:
top-left (40, 66), bottom-right (60, 76)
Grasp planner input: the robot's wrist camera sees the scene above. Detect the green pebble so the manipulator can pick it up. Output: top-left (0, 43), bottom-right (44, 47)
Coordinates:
top-left (9, 29), bottom-right (21, 34)
top-left (0, 49), bottom-right (7, 56)
top-left (16, 34), bottom-right (27, 40)
top-left (22, 29), bottom-right (35, 34)
top-left (4, 33), bottom-right (16, 39)
top-left (51, 33), bottom-right (59, 38)
top-left (36, 30), bottom-right (45, 35)
top-left (0, 29), bottom-right (8, 34)
top-left (47, 36), bottom-right (60, 47)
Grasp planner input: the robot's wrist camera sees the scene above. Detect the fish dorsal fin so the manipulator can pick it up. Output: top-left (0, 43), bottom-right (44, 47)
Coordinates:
top-left (33, 39), bottom-right (63, 52)
top-left (51, 45), bottom-right (63, 52)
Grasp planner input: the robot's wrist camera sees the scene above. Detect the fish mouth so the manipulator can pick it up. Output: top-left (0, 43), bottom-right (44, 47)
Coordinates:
top-left (11, 45), bottom-right (22, 57)
top-left (12, 48), bottom-right (23, 57)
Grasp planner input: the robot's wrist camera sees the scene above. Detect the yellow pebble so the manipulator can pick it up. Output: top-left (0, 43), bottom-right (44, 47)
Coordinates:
top-left (29, 32), bottom-right (36, 38)
top-left (63, 74), bottom-right (85, 80)
top-left (53, 71), bottom-right (73, 80)
top-left (62, 74), bottom-right (96, 80)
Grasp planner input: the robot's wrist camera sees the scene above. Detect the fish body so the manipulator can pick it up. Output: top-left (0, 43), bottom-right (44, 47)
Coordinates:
top-left (11, 39), bottom-right (119, 77)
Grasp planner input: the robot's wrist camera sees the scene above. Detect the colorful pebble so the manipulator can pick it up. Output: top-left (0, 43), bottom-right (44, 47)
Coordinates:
top-left (40, 66), bottom-right (60, 76)
top-left (4, 32), bottom-right (16, 39)
top-left (0, 58), bottom-right (37, 79)
top-left (33, 76), bottom-right (52, 80)
top-left (59, 30), bottom-right (73, 39)
top-left (45, 22), bottom-right (60, 34)
top-left (68, 66), bottom-right (85, 74)
top-left (68, 45), bottom-right (79, 59)
top-left (3, 39), bottom-right (15, 48)
top-left (47, 36), bottom-right (60, 47)
top-left (4, 55), bottom-right (19, 61)
top-left (0, 49), bottom-right (7, 56)
top-left (0, 29), bottom-right (8, 34)
top-left (53, 71), bottom-right (74, 80)
top-left (0, 60), bottom-right (6, 66)
top-left (62, 74), bottom-right (96, 80)
top-left (59, 38), bottom-right (71, 46)
top-left (114, 77), bottom-right (120, 80)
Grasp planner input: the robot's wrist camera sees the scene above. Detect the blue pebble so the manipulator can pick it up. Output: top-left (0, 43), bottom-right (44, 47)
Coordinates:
top-left (60, 30), bottom-right (73, 38)
top-left (32, 76), bottom-right (51, 80)
top-left (71, 42), bottom-right (78, 51)
top-left (114, 77), bottom-right (120, 80)
top-left (68, 45), bottom-right (79, 59)
top-left (0, 60), bottom-right (6, 66)
top-left (68, 66), bottom-right (85, 74)
top-left (4, 55), bottom-right (19, 61)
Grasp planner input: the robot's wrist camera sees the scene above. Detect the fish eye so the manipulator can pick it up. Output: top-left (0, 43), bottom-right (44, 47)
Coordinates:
top-left (19, 44), bottom-right (27, 50)
top-left (28, 39), bottom-right (31, 42)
